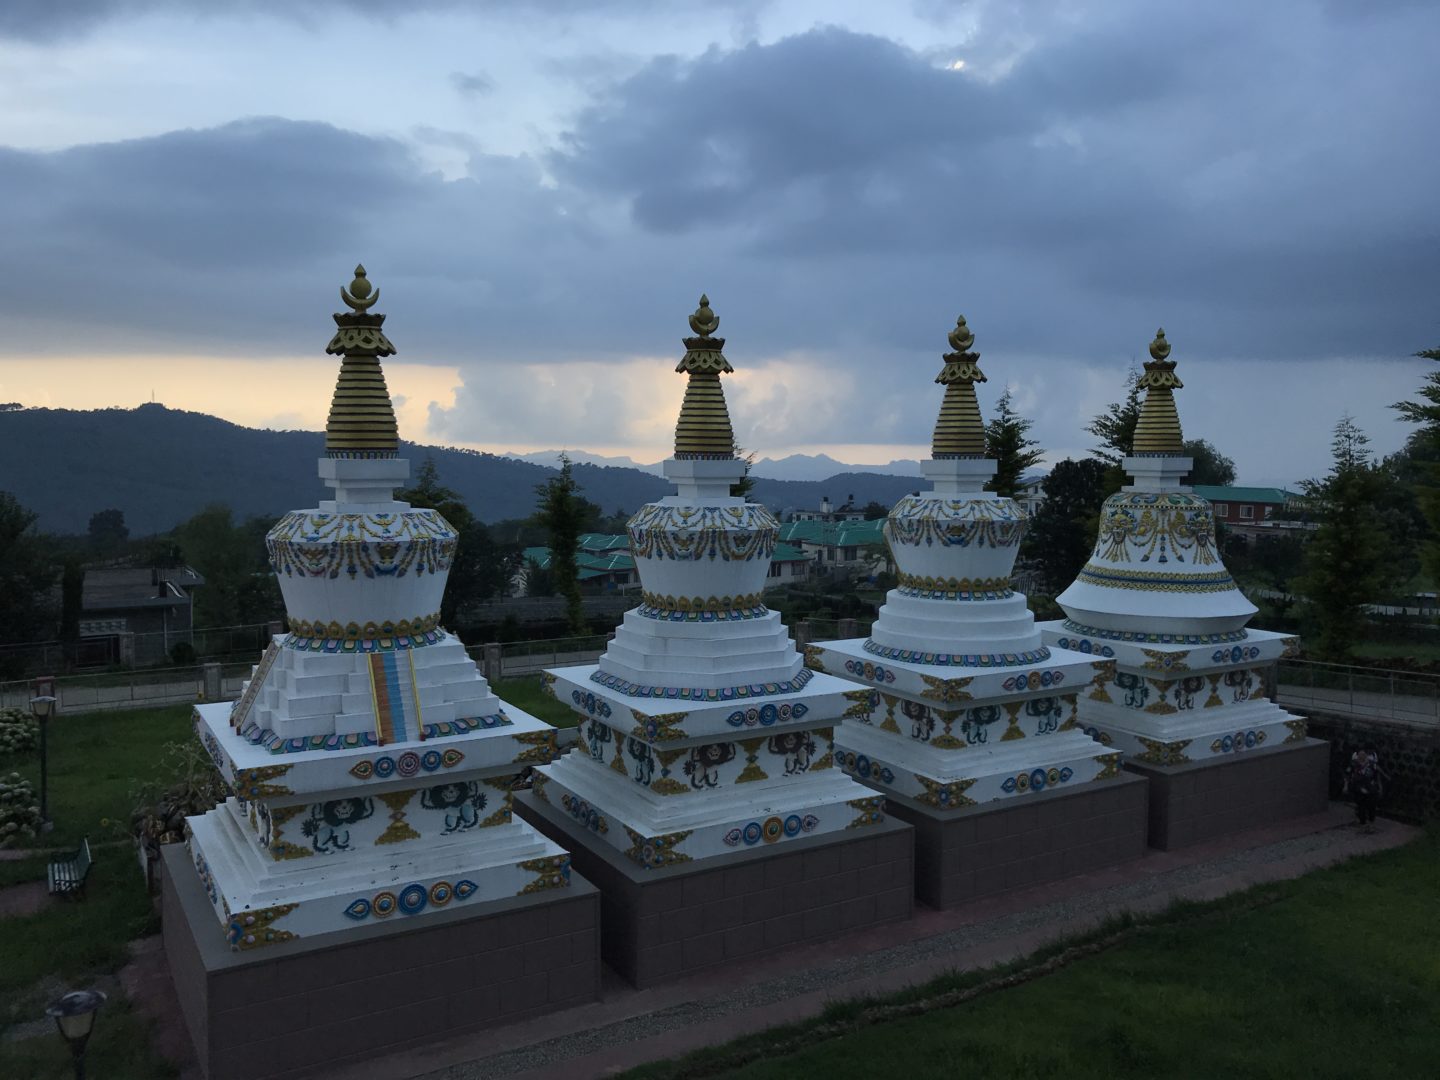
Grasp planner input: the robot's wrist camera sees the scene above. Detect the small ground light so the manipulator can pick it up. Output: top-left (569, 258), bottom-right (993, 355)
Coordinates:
top-left (46, 989), bottom-right (106, 1080)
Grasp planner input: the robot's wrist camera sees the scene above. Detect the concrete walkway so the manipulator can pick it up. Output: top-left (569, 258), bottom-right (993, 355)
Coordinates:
top-left (123, 805), bottom-right (1416, 1080)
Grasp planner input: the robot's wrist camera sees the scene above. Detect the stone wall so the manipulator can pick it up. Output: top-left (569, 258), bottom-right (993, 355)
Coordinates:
top-left (1305, 711), bottom-right (1440, 823)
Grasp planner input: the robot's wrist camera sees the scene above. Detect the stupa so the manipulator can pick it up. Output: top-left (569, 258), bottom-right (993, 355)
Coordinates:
top-left (165, 268), bottom-right (597, 1080)
top-left (1038, 329), bottom-right (1326, 849)
top-left (812, 316), bottom-right (1147, 908)
top-left (515, 296), bottom-right (912, 987)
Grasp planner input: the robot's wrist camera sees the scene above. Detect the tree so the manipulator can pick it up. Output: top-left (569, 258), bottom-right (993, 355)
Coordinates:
top-left (1392, 345), bottom-right (1440, 584)
top-left (861, 501), bottom-right (890, 521)
top-left (533, 454), bottom-right (587, 634)
top-left (1025, 459), bottom-right (1108, 594)
top-left (87, 508), bottom-right (129, 558)
top-left (0, 492), bottom-right (59, 649)
top-left (1182, 439), bottom-right (1236, 487)
top-left (985, 388), bottom-right (1045, 498)
top-left (732, 443), bottom-right (757, 500)
top-left (1086, 366), bottom-right (1141, 467)
top-left (174, 505), bottom-right (283, 627)
top-left (398, 457), bottom-right (517, 626)
top-left (1294, 416), bottom-right (1390, 660)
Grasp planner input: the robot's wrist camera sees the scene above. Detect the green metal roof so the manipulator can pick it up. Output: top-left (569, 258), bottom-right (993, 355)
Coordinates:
top-left (577, 532), bottom-right (631, 552)
top-left (778, 519), bottom-right (886, 547)
top-left (772, 542), bottom-right (811, 562)
top-left (521, 547), bottom-right (634, 574)
top-left (1191, 486), bottom-right (1299, 504)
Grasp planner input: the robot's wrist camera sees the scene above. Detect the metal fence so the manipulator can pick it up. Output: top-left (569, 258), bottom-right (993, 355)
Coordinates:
top-left (1275, 659), bottom-right (1440, 728)
top-left (0, 662), bottom-right (254, 715)
top-left (485, 635), bottom-right (612, 678)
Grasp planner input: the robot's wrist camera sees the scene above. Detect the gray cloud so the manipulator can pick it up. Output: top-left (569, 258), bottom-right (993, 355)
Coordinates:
top-left (1, 3), bottom-right (1438, 478)
top-left (451, 70), bottom-right (496, 96)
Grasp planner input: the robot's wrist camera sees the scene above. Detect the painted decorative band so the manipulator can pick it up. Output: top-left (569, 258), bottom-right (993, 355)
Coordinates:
top-left (640, 591), bottom-right (766, 613)
top-left (895, 572), bottom-right (1013, 601)
top-left (1074, 567), bottom-right (1238, 593)
top-left (588, 666), bottom-right (814, 701)
top-left (284, 613), bottom-right (443, 648)
top-left (862, 638), bottom-right (1051, 668)
top-left (636, 601), bottom-right (770, 622)
top-left (1060, 619), bottom-right (1248, 645)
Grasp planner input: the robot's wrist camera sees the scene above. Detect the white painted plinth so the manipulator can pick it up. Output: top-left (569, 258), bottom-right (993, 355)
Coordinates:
top-left (531, 665), bottom-right (887, 868)
top-left (1038, 621), bottom-right (1309, 766)
top-left (813, 638), bottom-right (1123, 809)
top-left (187, 700), bottom-right (570, 950)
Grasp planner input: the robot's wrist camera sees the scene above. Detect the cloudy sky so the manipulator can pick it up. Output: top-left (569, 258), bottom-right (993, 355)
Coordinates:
top-left (1, 0), bottom-right (1437, 485)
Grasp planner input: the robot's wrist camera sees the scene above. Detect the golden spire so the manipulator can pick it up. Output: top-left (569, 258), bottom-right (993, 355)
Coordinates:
top-left (931, 315), bottom-right (988, 457)
top-left (324, 265), bottom-right (399, 457)
top-left (673, 294), bottom-right (736, 458)
top-left (1132, 328), bottom-right (1184, 455)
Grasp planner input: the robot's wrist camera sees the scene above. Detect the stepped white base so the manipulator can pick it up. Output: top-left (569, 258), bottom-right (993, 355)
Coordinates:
top-left (835, 724), bottom-right (1121, 809)
top-left (597, 608), bottom-right (804, 692)
top-left (185, 800), bottom-right (568, 949)
top-left (1037, 620), bottom-right (1308, 766)
top-left (531, 752), bottom-right (881, 867)
top-left (1073, 696), bottom-right (1307, 766)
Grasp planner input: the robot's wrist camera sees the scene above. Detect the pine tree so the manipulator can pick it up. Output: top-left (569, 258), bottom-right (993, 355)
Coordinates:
top-left (984, 388), bottom-right (1045, 498)
top-left (1086, 366), bottom-right (1141, 467)
top-left (1025, 458), bottom-right (1108, 594)
top-left (533, 454), bottom-right (587, 635)
top-left (1392, 345), bottom-right (1440, 584)
top-left (1295, 416), bottom-right (1388, 660)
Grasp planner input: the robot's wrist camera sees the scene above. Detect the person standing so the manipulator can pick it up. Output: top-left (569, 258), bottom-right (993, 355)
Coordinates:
top-left (1343, 744), bottom-right (1387, 834)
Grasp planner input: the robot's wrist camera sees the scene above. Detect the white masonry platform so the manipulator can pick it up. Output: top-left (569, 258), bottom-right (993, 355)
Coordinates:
top-left (189, 674), bottom-right (568, 950)
top-left (534, 661), bottom-right (885, 866)
top-left (1038, 620), bottom-right (1308, 766)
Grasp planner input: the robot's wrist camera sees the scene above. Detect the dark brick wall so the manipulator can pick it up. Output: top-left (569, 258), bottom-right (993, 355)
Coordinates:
top-left (1305, 712), bottom-right (1440, 823)
top-left (516, 792), bottom-right (913, 988)
top-left (885, 774), bottom-right (1149, 910)
top-left (161, 846), bottom-right (600, 1080)
top-left (1126, 738), bottom-right (1329, 850)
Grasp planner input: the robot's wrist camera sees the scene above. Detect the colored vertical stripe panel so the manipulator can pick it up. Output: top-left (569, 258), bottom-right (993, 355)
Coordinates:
top-left (231, 639), bottom-right (281, 731)
top-left (368, 652), bottom-right (423, 745)
top-left (406, 651), bottom-right (426, 739)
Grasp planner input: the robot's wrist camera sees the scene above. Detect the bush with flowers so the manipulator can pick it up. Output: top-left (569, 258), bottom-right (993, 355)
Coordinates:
top-left (0, 771), bottom-right (42, 848)
top-left (0, 707), bottom-right (39, 758)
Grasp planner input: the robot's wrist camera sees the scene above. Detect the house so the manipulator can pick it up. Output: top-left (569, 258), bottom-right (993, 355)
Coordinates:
top-left (520, 543), bottom-right (638, 593)
top-left (1016, 472), bottom-right (1047, 517)
top-left (790, 494), bottom-right (867, 523)
top-left (777, 519), bottom-right (890, 570)
top-left (766, 542), bottom-right (813, 585)
top-left (1191, 486), bottom-right (1305, 533)
top-left (80, 566), bottom-right (205, 666)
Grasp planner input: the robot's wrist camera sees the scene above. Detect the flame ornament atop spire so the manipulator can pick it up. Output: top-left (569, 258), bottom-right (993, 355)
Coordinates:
top-left (324, 264), bottom-right (399, 457)
top-left (673, 294), bottom-right (736, 458)
top-left (931, 315), bottom-right (988, 458)
top-left (1131, 327), bottom-right (1184, 456)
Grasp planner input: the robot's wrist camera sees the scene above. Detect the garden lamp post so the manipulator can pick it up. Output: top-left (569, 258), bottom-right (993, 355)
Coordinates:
top-left (46, 989), bottom-right (106, 1080)
top-left (29, 694), bottom-right (57, 831)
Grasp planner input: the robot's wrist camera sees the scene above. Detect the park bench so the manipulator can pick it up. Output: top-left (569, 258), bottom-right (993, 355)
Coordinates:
top-left (47, 837), bottom-right (93, 899)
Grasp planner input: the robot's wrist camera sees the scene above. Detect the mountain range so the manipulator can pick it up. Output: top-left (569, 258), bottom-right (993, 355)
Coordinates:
top-left (1, 405), bottom-right (924, 535)
top-left (502, 449), bottom-right (924, 481)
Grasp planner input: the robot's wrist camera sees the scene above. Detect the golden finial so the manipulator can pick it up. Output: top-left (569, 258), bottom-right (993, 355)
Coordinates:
top-left (673, 293), bottom-right (736, 458)
top-left (689, 294), bottom-right (720, 337)
top-left (947, 315), bottom-right (975, 354)
top-left (932, 313), bottom-right (987, 457)
top-left (341, 264), bottom-right (380, 312)
top-left (1133, 326), bottom-right (1184, 455)
top-left (325, 264), bottom-right (398, 456)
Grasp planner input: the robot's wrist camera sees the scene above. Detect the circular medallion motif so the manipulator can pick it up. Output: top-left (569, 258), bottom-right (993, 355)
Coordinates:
top-left (762, 816), bottom-right (784, 843)
top-left (398, 884), bottom-right (428, 915)
top-left (373, 891), bottom-right (397, 917)
top-left (743, 822), bottom-right (763, 845)
top-left (429, 881), bottom-right (452, 906)
top-left (397, 751), bottom-right (421, 777)
top-left (783, 814), bottom-right (803, 837)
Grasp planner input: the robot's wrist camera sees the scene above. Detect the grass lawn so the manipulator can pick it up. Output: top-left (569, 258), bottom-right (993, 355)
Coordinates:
top-left (627, 828), bottom-right (1440, 1080)
top-left (495, 674), bottom-right (579, 728)
top-left (1352, 639), bottom-right (1440, 664)
top-left (0, 705), bottom-right (194, 1078)
top-left (6, 704), bottom-right (196, 850)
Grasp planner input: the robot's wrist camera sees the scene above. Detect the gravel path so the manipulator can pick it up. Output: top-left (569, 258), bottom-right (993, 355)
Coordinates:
top-left (410, 818), bottom-right (1392, 1080)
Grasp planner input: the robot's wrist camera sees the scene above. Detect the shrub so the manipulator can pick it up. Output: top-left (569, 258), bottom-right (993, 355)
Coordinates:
top-left (0, 772), bottom-right (42, 848)
top-left (129, 740), bottom-right (227, 849)
top-left (169, 641), bottom-right (198, 665)
top-left (0, 708), bottom-right (39, 758)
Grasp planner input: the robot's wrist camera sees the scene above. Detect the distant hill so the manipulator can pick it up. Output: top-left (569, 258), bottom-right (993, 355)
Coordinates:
top-left (752, 452), bottom-right (923, 481)
top-left (0, 405), bottom-right (922, 535)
